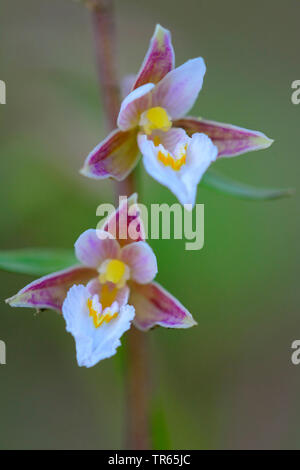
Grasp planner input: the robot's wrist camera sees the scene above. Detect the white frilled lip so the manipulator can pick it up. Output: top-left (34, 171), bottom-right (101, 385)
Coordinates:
top-left (138, 129), bottom-right (218, 208)
top-left (62, 284), bottom-right (135, 367)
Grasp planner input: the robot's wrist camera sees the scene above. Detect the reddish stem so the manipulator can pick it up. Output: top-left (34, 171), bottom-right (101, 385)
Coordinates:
top-left (90, 0), bottom-right (120, 130)
top-left (87, 0), bottom-right (150, 450)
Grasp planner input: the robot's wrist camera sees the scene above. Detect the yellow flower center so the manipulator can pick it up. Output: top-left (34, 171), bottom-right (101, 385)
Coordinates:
top-left (87, 297), bottom-right (118, 329)
top-left (157, 144), bottom-right (187, 171)
top-left (99, 259), bottom-right (129, 288)
top-left (100, 284), bottom-right (118, 310)
top-left (140, 106), bottom-right (172, 135)
top-left (153, 135), bottom-right (161, 146)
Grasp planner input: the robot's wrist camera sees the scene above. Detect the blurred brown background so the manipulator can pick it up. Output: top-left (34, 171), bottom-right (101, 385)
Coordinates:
top-left (0, 0), bottom-right (299, 449)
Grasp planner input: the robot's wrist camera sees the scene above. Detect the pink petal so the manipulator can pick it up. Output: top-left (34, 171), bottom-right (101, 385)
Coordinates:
top-left (120, 242), bottom-right (157, 284)
top-left (132, 24), bottom-right (175, 90)
top-left (75, 229), bottom-right (120, 268)
top-left (6, 266), bottom-right (97, 312)
top-left (117, 83), bottom-right (154, 131)
top-left (151, 58), bottom-right (206, 120)
top-left (81, 128), bottom-right (139, 181)
top-left (87, 278), bottom-right (130, 308)
top-left (101, 194), bottom-right (146, 246)
top-left (130, 281), bottom-right (196, 331)
top-left (174, 117), bottom-right (274, 157)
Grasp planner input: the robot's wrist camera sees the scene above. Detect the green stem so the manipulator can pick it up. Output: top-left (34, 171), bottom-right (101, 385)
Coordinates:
top-left (87, 0), bottom-right (150, 450)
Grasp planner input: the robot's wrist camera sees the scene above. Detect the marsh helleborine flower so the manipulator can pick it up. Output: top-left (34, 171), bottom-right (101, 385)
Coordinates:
top-left (81, 24), bottom-right (273, 207)
top-left (6, 195), bottom-right (196, 367)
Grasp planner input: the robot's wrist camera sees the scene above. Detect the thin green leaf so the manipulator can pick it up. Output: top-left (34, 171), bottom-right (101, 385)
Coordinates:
top-left (0, 249), bottom-right (77, 276)
top-left (201, 170), bottom-right (294, 201)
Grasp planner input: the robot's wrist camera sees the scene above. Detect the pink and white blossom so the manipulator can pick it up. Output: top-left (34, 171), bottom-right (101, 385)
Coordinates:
top-left (6, 195), bottom-right (196, 367)
top-left (81, 24), bottom-right (273, 207)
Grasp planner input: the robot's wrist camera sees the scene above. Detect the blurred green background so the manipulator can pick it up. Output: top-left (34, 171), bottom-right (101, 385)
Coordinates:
top-left (0, 0), bottom-right (299, 449)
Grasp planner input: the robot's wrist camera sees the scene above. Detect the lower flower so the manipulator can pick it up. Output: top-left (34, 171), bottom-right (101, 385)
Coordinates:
top-left (6, 194), bottom-right (196, 368)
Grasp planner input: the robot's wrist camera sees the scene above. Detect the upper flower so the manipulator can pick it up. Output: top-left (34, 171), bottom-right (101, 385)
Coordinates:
top-left (81, 24), bottom-right (273, 208)
top-left (6, 195), bottom-right (196, 367)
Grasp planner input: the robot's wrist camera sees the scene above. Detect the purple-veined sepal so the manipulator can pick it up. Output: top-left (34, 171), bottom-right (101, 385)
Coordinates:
top-left (174, 117), bottom-right (274, 157)
top-left (132, 24), bottom-right (175, 90)
top-left (81, 128), bottom-right (139, 181)
top-left (100, 193), bottom-right (146, 246)
top-left (6, 265), bottom-right (97, 312)
top-left (130, 281), bottom-right (196, 331)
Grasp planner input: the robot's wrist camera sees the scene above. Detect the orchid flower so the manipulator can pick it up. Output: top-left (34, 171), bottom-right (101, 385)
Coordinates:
top-left (81, 24), bottom-right (273, 207)
top-left (6, 195), bottom-right (196, 367)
